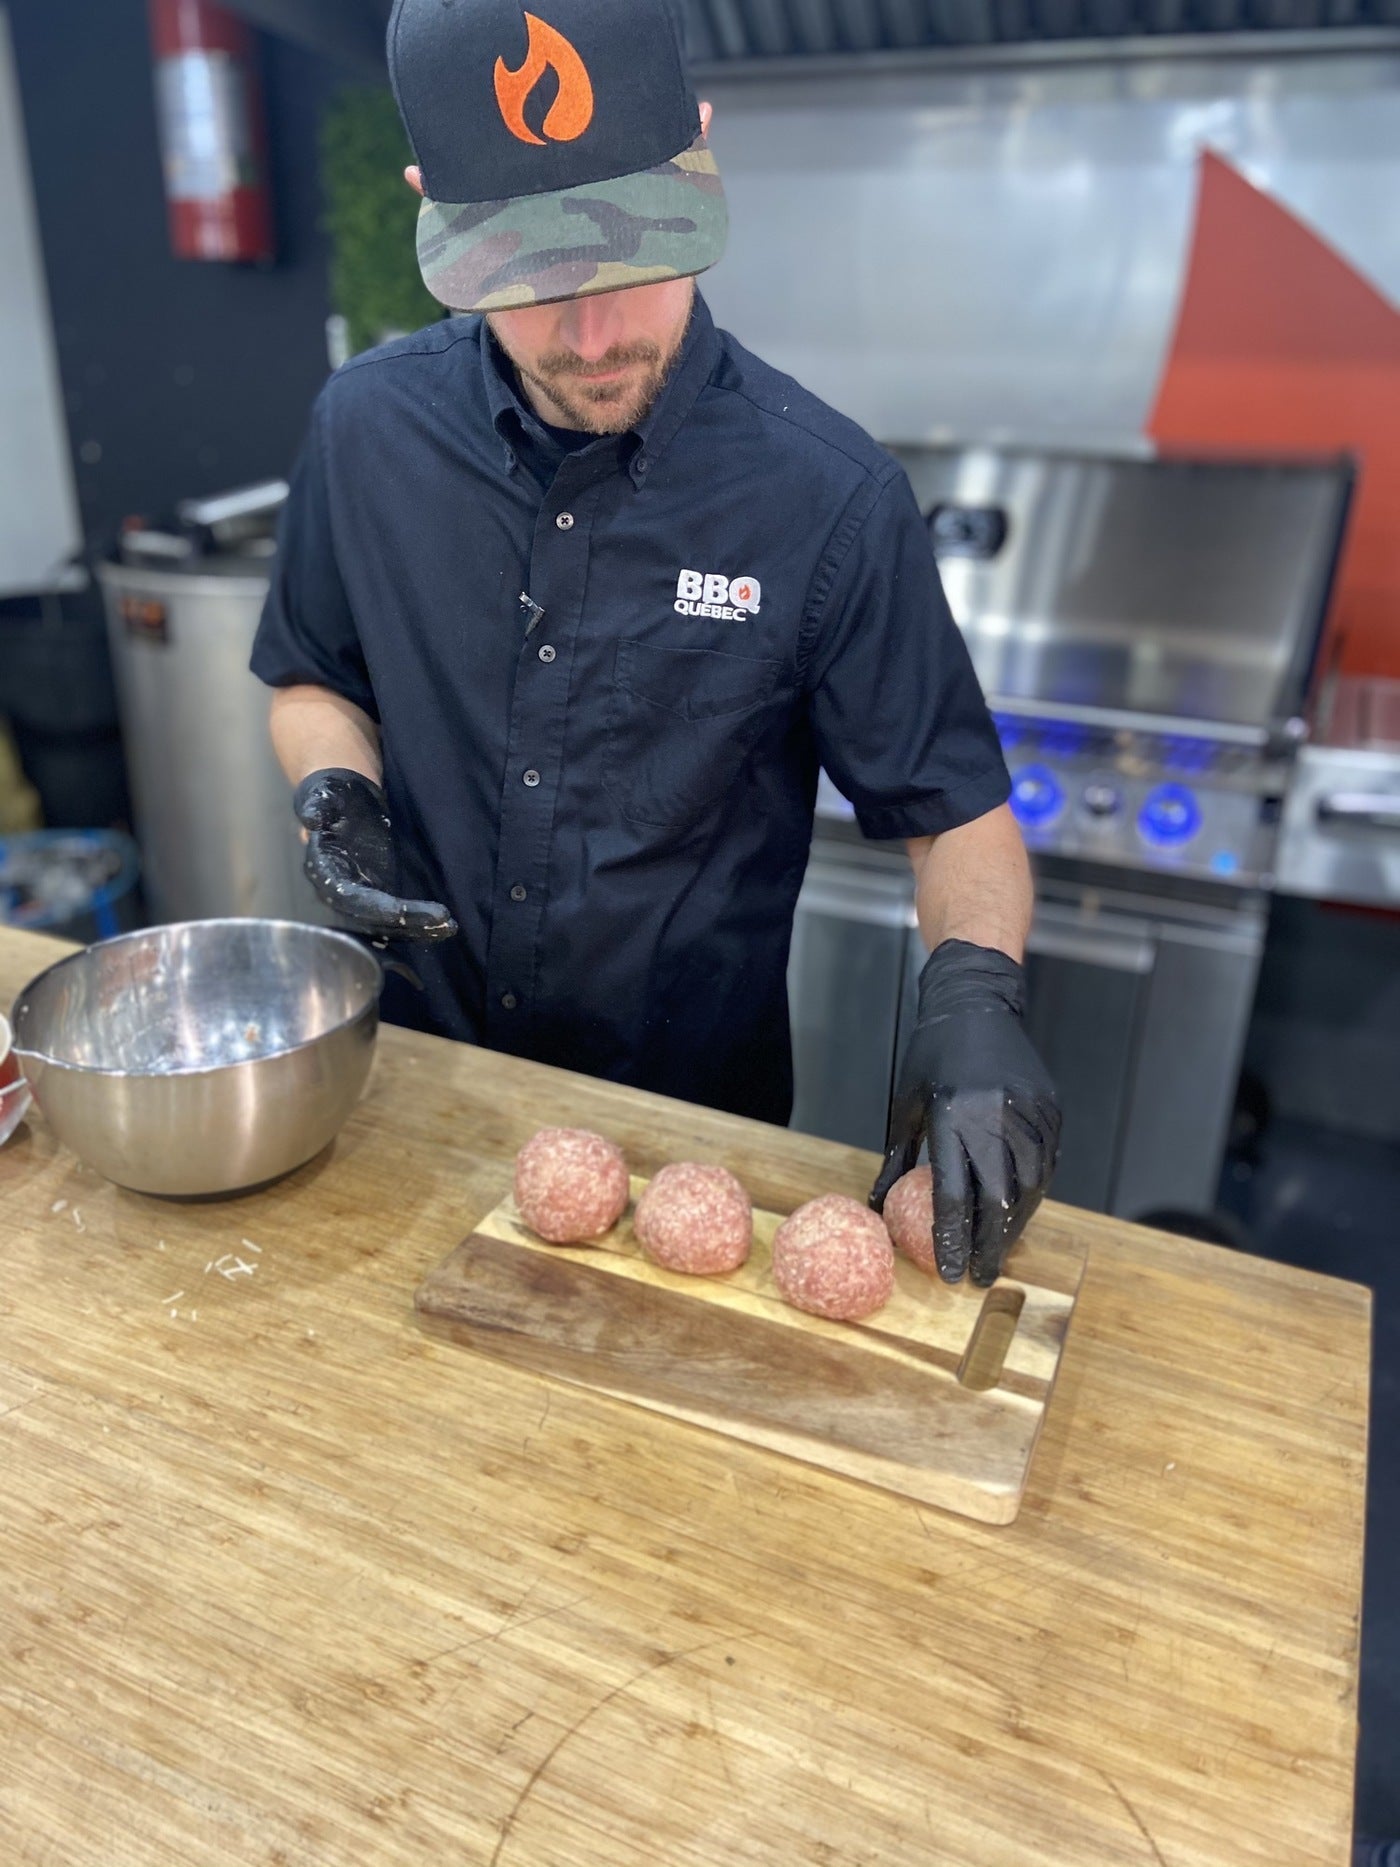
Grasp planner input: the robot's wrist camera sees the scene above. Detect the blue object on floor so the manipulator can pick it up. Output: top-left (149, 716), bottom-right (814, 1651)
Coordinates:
top-left (0, 829), bottom-right (141, 943)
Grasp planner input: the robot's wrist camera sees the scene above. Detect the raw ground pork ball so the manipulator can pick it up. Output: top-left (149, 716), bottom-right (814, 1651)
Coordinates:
top-left (770, 1194), bottom-right (895, 1322)
top-left (513, 1127), bottom-right (630, 1244)
top-left (882, 1165), bottom-right (938, 1276)
top-left (634, 1163), bottom-right (753, 1275)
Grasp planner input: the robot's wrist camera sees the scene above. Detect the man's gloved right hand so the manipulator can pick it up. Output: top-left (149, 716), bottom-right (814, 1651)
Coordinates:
top-left (293, 769), bottom-right (457, 942)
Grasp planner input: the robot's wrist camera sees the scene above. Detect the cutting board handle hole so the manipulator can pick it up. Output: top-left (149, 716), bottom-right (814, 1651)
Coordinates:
top-left (957, 1287), bottom-right (1025, 1391)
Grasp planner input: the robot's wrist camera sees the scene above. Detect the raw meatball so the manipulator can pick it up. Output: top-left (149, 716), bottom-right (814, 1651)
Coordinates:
top-left (514, 1127), bottom-right (630, 1244)
top-left (770, 1194), bottom-right (895, 1322)
top-left (634, 1163), bottom-right (752, 1275)
top-left (882, 1165), bottom-right (938, 1276)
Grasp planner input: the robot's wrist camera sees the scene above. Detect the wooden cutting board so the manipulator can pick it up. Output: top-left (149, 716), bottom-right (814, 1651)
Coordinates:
top-left (414, 1178), bottom-right (1087, 1524)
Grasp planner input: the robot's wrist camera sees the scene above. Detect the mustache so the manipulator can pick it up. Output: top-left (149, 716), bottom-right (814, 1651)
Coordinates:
top-left (533, 342), bottom-right (664, 379)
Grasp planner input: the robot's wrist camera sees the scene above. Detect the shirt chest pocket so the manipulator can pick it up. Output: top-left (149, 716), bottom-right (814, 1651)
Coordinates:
top-left (604, 639), bottom-right (782, 828)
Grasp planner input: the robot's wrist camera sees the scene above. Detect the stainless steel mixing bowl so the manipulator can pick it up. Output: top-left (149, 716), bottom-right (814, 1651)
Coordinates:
top-left (11, 919), bottom-right (381, 1196)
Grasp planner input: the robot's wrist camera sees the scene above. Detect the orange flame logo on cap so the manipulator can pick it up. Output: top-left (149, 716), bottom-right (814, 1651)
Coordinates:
top-left (494, 12), bottom-right (594, 147)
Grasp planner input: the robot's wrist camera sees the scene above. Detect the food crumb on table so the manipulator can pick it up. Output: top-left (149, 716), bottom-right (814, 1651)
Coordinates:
top-left (205, 1254), bottom-right (258, 1280)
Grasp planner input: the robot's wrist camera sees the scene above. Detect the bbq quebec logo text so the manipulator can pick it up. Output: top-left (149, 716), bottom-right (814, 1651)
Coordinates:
top-left (674, 569), bottom-right (762, 620)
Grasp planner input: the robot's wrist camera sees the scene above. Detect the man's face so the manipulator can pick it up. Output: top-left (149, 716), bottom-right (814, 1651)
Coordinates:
top-left (486, 277), bottom-right (695, 434)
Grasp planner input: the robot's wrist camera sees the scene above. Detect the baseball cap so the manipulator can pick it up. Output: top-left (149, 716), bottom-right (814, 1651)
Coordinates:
top-left (387, 0), bottom-right (729, 313)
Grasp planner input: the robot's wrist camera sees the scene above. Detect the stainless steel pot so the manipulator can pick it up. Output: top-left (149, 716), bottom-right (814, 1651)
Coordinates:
top-left (11, 919), bottom-right (380, 1196)
top-left (95, 555), bottom-right (322, 925)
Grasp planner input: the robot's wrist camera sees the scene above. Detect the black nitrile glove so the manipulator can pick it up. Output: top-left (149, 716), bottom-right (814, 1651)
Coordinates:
top-left (870, 939), bottom-right (1061, 1287)
top-left (293, 769), bottom-right (457, 942)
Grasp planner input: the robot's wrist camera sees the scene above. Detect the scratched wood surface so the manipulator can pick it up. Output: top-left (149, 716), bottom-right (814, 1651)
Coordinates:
top-left (415, 1180), bottom-right (1086, 1523)
top-left (0, 925), bottom-right (1370, 1867)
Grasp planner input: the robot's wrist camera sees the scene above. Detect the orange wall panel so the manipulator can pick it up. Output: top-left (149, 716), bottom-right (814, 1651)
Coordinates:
top-left (1148, 150), bottom-right (1400, 681)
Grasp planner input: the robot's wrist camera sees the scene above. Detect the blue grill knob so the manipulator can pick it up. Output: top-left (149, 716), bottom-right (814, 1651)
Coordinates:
top-left (1010, 764), bottom-right (1065, 829)
top-left (1138, 782), bottom-right (1202, 846)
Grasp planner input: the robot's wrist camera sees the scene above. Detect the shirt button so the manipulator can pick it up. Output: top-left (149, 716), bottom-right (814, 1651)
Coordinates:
top-left (538, 644), bottom-right (556, 663)
top-left (555, 511), bottom-right (575, 531)
top-left (635, 456), bottom-right (649, 476)
top-left (509, 883), bottom-right (527, 902)
top-left (523, 768), bottom-right (541, 787)
top-left (500, 992), bottom-right (518, 1011)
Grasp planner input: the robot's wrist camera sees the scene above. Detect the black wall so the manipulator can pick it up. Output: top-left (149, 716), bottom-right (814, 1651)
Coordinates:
top-left (7, 0), bottom-right (353, 551)
top-left (1, 0), bottom-right (364, 829)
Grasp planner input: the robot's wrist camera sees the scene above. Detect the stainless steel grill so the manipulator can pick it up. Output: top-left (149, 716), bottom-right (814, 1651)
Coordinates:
top-left (892, 442), bottom-right (1353, 889)
top-left (789, 441), bottom-right (1354, 1226)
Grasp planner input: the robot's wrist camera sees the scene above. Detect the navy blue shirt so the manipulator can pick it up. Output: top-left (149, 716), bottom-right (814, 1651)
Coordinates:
top-left (251, 296), bottom-right (1009, 1123)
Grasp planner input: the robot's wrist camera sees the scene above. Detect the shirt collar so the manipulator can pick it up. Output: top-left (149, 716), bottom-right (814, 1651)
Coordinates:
top-left (479, 291), bottom-right (720, 487)
top-left (481, 320), bottom-right (528, 460)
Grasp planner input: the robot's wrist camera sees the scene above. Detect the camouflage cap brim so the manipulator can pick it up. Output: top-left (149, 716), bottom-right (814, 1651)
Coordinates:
top-left (415, 133), bottom-right (728, 313)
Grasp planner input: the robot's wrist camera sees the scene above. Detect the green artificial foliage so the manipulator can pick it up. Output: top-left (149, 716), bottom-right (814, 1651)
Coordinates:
top-left (319, 87), bottom-right (439, 356)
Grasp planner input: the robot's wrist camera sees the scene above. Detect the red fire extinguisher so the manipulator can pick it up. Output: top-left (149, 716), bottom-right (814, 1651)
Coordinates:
top-left (148, 0), bottom-right (275, 264)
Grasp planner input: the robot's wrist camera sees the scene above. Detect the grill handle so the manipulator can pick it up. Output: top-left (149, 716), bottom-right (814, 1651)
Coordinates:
top-left (1315, 791), bottom-right (1400, 830)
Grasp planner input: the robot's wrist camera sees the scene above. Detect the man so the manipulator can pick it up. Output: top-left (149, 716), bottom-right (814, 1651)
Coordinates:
top-left (252, 0), bottom-right (1060, 1286)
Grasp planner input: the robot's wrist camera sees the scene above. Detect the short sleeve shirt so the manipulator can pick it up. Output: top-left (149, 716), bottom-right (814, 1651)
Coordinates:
top-left (251, 296), bottom-right (1009, 1123)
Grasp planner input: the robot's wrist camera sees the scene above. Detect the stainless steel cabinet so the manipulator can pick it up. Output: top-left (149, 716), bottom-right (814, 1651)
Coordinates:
top-left (787, 844), bottom-right (915, 1152)
top-left (788, 833), bottom-right (1267, 1222)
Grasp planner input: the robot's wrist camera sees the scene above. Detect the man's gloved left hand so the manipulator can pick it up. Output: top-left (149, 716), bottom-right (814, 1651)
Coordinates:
top-left (293, 768), bottom-right (458, 942)
top-left (870, 939), bottom-right (1061, 1287)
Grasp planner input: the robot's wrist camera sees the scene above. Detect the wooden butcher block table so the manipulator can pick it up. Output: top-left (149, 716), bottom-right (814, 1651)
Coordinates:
top-left (0, 923), bottom-right (1369, 1867)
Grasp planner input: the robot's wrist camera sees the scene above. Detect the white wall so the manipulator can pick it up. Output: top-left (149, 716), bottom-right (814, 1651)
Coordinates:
top-left (698, 49), bottom-right (1400, 446)
top-left (0, 5), bottom-right (81, 595)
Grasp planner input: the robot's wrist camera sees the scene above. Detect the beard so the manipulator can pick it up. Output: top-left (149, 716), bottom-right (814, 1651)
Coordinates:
top-left (491, 311), bottom-right (690, 435)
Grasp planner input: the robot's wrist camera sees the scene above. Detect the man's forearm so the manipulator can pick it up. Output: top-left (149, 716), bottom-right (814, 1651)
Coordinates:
top-left (906, 802), bottom-right (1032, 962)
top-left (268, 684), bottom-right (382, 790)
